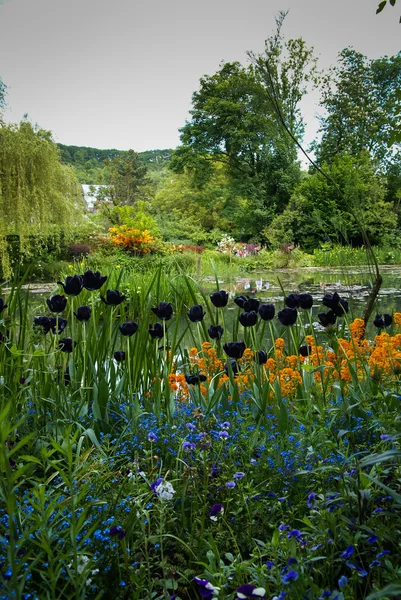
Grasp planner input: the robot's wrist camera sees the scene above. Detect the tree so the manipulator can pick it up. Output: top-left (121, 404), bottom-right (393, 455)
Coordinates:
top-left (170, 19), bottom-right (318, 239)
top-left (0, 120), bottom-right (82, 274)
top-left (153, 162), bottom-right (248, 244)
top-left (315, 48), bottom-right (401, 166)
top-left (266, 152), bottom-right (396, 250)
top-left (107, 149), bottom-right (150, 206)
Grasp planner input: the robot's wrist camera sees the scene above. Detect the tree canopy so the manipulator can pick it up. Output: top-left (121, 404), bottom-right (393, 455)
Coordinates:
top-left (315, 48), bottom-right (401, 166)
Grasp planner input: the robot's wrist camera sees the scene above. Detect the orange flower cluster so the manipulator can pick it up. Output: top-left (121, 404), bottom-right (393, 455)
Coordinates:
top-left (109, 225), bottom-right (155, 254)
top-left (168, 319), bottom-right (401, 404)
top-left (168, 373), bottom-right (189, 401)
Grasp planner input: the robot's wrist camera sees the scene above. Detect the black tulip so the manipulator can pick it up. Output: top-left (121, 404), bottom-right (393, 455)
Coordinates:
top-left (278, 307), bottom-right (298, 326)
top-left (244, 298), bottom-right (260, 312)
top-left (258, 304), bottom-right (275, 321)
top-left (188, 304), bottom-right (206, 323)
top-left (82, 269), bottom-right (107, 291)
top-left (185, 373), bottom-right (207, 385)
top-left (322, 292), bottom-right (340, 310)
top-left (151, 301), bottom-right (173, 321)
top-left (210, 290), bottom-right (229, 308)
top-left (74, 306), bottom-right (91, 322)
top-left (149, 322), bottom-right (164, 339)
top-left (50, 316), bottom-right (68, 335)
top-left (46, 294), bottom-right (67, 313)
top-left (101, 289), bottom-right (126, 306)
top-left (119, 321), bottom-right (138, 336)
top-left (373, 313), bottom-right (392, 328)
top-left (239, 310), bottom-right (258, 327)
top-left (332, 298), bottom-right (349, 317)
top-left (34, 316), bottom-right (53, 334)
top-left (224, 359), bottom-right (240, 377)
top-left (285, 293), bottom-right (300, 309)
top-left (114, 350), bottom-right (126, 362)
top-left (0, 298), bottom-right (8, 313)
top-left (234, 295), bottom-right (247, 309)
top-left (57, 275), bottom-right (83, 296)
top-left (58, 338), bottom-right (74, 353)
top-left (299, 345), bottom-right (311, 357)
top-left (318, 311), bottom-right (337, 328)
top-left (223, 341), bottom-right (246, 359)
top-left (255, 350), bottom-right (268, 365)
top-left (208, 324), bottom-right (224, 340)
top-left (298, 293), bottom-right (313, 310)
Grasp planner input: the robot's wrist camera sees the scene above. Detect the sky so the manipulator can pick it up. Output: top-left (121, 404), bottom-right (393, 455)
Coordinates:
top-left (0, 0), bottom-right (400, 152)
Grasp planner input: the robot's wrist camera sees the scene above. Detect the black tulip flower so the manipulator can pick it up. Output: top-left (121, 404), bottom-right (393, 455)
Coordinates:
top-left (101, 289), bottom-right (126, 306)
top-left (285, 293), bottom-right (300, 309)
top-left (82, 269), bottom-right (107, 291)
top-left (57, 275), bottom-right (83, 296)
top-left (119, 321), bottom-right (138, 336)
top-left (208, 324), bottom-right (224, 340)
top-left (46, 294), bottom-right (67, 313)
top-left (298, 293), bottom-right (313, 310)
top-left (0, 298), bottom-right (8, 313)
top-left (244, 298), bottom-right (260, 312)
top-left (318, 311), bottom-right (337, 328)
top-left (224, 359), bottom-right (240, 377)
top-left (299, 345), bottom-right (311, 357)
top-left (223, 341), bottom-right (246, 359)
top-left (210, 290), bottom-right (229, 308)
top-left (109, 526), bottom-right (126, 540)
top-left (332, 298), bottom-right (349, 317)
top-left (74, 305), bottom-right (91, 322)
top-left (234, 295), bottom-right (247, 309)
top-left (278, 307), bottom-right (298, 326)
top-left (152, 301), bottom-right (173, 321)
top-left (258, 303), bottom-right (275, 321)
top-left (185, 373), bottom-right (207, 385)
top-left (239, 311), bottom-right (258, 327)
top-left (114, 350), bottom-right (126, 362)
top-left (188, 304), bottom-right (206, 323)
top-left (58, 337), bottom-right (74, 353)
top-left (373, 313), bottom-right (392, 328)
top-left (322, 292), bottom-right (340, 310)
top-left (34, 316), bottom-right (53, 334)
top-left (255, 350), bottom-right (268, 365)
top-left (149, 323), bottom-right (164, 339)
top-left (50, 316), bottom-right (68, 335)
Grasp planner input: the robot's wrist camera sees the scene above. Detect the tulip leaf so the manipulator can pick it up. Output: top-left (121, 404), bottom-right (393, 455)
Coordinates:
top-left (376, 1), bottom-right (387, 13)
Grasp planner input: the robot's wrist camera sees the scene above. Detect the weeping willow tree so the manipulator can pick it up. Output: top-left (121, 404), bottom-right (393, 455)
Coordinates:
top-left (0, 120), bottom-right (83, 275)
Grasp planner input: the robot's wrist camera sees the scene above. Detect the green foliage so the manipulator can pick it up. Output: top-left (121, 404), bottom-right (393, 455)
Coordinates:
top-left (58, 144), bottom-right (172, 183)
top-left (0, 121), bottom-right (83, 275)
top-left (376, 0), bottom-right (400, 22)
top-left (315, 48), bottom-right (401, 166)
top-left (266, 152), bottom-right (397, 250)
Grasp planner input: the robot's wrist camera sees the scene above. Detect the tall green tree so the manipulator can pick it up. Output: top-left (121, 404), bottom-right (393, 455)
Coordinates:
top-left (315, 48), bottom-right (401, 166)
top-left (171, 22), bottom-right (318, 239)
top-left (266, 152), bottom-right (396, 250)
top-left (107, 149), bottom-right (150, 206)
top-left (0, 120), bottom-right (82, 273)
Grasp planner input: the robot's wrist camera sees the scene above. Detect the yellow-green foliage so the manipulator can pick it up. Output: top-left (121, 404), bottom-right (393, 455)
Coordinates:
top-left (0, 121), bottom-right (83, 274)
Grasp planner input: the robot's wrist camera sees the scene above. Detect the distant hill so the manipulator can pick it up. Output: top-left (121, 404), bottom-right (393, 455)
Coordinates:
top-left (58, 143), bottom-right (173, 183)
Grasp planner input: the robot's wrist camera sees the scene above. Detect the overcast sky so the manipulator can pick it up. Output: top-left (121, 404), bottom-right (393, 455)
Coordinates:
top-left (0, 0), bottom-right (399, 152)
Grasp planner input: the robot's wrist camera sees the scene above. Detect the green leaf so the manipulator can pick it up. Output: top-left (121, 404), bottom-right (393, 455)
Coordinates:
top-left (376, 1), bottom-right (387, 13)
top-left (389, 0), bottom-right (396, 6)
top-left (367, 584), bottom-right (401, 599)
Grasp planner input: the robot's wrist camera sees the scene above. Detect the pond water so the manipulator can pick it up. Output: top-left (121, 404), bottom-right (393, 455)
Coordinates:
top-left (199, 265), bottom-right (401, 317)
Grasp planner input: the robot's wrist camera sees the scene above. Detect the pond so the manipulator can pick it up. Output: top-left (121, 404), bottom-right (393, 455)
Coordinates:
top-left (199, 265), bottom-right (401, 316)
top-left (16, 265), bottom-right (401, 343)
